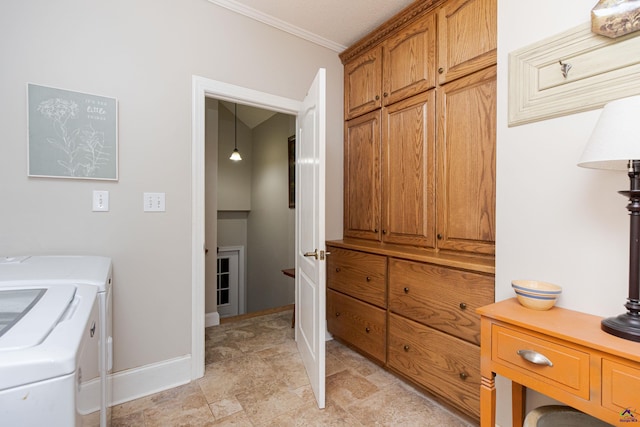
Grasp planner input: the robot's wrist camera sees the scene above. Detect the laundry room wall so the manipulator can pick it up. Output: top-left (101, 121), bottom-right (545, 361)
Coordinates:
top-left (0, 0), bottom-right (343, 400)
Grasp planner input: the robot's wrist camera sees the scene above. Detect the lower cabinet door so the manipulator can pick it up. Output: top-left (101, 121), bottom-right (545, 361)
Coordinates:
top-left (388, 312), bottom-right (480, 418)
top-left (327, 289), bottom-right (386, 363)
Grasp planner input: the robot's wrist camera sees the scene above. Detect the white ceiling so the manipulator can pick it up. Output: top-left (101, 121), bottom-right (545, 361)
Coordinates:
top-left (208, 0), bottom-right (416, 52)
top-left (211, 0), bottom-right (417, 128)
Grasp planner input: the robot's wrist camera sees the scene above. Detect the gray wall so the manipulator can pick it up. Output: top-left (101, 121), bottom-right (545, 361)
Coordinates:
top-left (0, 0), bottom-right (344, 373)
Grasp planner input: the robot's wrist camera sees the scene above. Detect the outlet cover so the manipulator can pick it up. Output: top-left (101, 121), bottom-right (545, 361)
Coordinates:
top-left (143, 192), bottom-right (166, 212)
top-left (93, 190), bottom-right (109, 212)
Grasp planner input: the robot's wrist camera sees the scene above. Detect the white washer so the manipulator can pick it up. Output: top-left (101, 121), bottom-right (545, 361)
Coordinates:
top-left (0, 283), bottom-right (99, 426)
top-left (0, 256), bottom-right (113, 427)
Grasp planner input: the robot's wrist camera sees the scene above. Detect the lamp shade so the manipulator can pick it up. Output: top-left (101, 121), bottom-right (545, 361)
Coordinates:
top-left (578, 95), bottom-right (640, 170)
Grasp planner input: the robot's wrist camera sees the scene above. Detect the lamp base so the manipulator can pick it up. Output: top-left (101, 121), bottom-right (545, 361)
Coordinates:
top-left (601, 313), bottom-right (640, 342)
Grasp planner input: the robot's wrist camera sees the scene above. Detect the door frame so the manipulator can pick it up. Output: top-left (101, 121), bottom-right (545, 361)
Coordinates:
top-left (191, 75), bottom-right (302, 379)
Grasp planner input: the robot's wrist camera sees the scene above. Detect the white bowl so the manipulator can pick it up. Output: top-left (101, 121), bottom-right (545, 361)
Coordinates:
top-left (512, 280), bottom-right (562, 310)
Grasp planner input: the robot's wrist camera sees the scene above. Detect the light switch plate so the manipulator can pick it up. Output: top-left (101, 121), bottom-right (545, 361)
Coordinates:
top-left (143, 192), bottom-right (166, 212)
top-left (93, 190), bottom-right (109, 212)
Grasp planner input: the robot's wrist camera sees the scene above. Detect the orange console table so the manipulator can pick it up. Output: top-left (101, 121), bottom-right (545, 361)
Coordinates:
top-left (478, 298), bottom-right (640, 426)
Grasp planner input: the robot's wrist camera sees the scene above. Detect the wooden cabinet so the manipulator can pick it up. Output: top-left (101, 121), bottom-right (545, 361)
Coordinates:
top-left (388, 258), bottom-right (494, 344)
top-left (437, 0), bottom-right (497, 84)
top-left (479, 298), bottom-right (640, 427)
top-left (382, 90), bottom-right (436, 247)
top-left (344, 46), bottom-right (382, 120)
top-left (344, 110), bottom-right (381, 241)
top-left (388, 313), bottom-right (481, 418)
top-left (327, 289), bottom-right (386, 363)
top-left (382, 12), bottom-right (437, 106)
top-left (436, 65), bottom-right (496, 255)
top-left (327, 247), bottom-right (386, 308)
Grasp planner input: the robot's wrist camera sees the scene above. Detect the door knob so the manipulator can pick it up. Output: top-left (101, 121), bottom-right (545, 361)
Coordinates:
top-left (304, 250), bottom-right (319, 259)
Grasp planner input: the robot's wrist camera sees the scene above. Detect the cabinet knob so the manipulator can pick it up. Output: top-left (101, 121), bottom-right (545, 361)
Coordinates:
top-left (335, 312), bottom-right (340, 317)
top-left (403, 287), bottom-right (409, 294)
top-left (438, 67), bottom-right (444, 74)
top-left (403, 345), bottom-right (410, 352)
top-left (335, 267), bottom-right (341, 272)
top-left (459, 372), bottom-right (468, 380)
top-left (382, 229), bottom-right (387, 234)
top-left (383, 92), bottom-right (388, 97)
top-left (365, 327), bottom-right (371, 333)
top-left (366, 276), bottom-right (371, 282)
top-left (437, 233), bottom-right (443, 240)
top-left (375, 95), bottom-right (380, 100)
top-left (459, 302), bottom-right (467, 310)
top-left (374, 228), bottom-right (378, 233)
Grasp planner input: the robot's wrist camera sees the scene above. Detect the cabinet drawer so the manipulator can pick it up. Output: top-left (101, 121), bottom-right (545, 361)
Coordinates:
top-left (492, 325), bottom-right (590, 399)
top-left (388, 313), bottom-right (480, 418)
top-left (388, 258), bottom-right (493, 344)
top-left (327, 289), bottom-right (386, 363)
top-left (327, 247), bottom-right (387, 308)
top-left (602, 358), bottom-right (640, 413)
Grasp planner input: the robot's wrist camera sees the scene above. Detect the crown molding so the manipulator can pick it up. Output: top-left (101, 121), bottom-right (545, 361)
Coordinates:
top-left (208, 0), bottom-right (347, 53)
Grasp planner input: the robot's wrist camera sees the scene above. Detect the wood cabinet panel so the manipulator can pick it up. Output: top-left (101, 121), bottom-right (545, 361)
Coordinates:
top-left (382, 90), bottom-right (436, 247)
top-left (388, 258), bottom-right (493, 344)
top-left (344, 110), bottom-right (381, 241)
top-left (327, 247), bottom-right (387, 308)
top-left (437, 0), bottom-right (497, 84)
top-left (344, 46), bottom-right (382, 120)
top-left (383, 12), bottom-right (437, 106)
top-left (327, 289), bottom-right (386, 363)
top-left (388, 312), bottom-right (481, 418)
top-left (602, 358), bottom-right (640, 413)
top-left (492, 325), bottom-right (590, 399)
top-left (437, 65), bottom-right (496, 255)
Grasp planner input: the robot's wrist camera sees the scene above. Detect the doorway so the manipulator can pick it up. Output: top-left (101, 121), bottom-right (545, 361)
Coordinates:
top-left (206, 100), bottom-right (295, 321)
top-left (191, 76), bottom-right (303, 379)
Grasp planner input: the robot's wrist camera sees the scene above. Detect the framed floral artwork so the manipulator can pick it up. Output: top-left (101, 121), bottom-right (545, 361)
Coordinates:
top-left (27, 83), bottom-right (118, 180)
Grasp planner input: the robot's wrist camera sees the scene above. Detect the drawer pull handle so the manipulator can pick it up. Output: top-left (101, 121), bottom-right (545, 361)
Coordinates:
top-left (517, 349), bottom-right (553, 367)
top-left (459, 372), bottom-right (468, 380)
top-left (404, 287), bottom-right (409, 293)
top-left (366, 276), bottom-right (371, 282)
top-left (365, 327), bottom-right (371, 333)
top-left (403, 345), bottom-right (410, 352)
top-left (459, 302), bottom-right (467, 310)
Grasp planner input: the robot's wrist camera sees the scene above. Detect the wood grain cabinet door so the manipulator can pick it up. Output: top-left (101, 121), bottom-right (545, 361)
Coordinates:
top-left (344, 110), bottom-right (382, 241)
top-left (344, 45), bottom-right (383, 120)
top-left (382, 11), bottom-right (437, 107)
top-left (437, 0), bottom-right (497, 85)
top-left (382, 90), bottom-right (436, 248)
top-left (436, 66), bottom-right (496, 255)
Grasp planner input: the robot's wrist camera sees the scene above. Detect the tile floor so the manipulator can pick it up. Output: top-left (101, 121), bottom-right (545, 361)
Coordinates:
top-left (111, 308), bottom-right (476, 426)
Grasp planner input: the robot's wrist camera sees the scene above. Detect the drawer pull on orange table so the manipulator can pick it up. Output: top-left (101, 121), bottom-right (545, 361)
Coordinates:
top-left (517, 349), bottom-right (553, 367)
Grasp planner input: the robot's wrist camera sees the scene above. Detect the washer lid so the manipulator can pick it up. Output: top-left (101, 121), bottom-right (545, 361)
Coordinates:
top-left (0, 285), bottom-right (76, 351)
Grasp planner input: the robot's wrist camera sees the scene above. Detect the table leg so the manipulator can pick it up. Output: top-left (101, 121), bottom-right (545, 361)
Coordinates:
top-left (512, 382), bottom-right (526, 427)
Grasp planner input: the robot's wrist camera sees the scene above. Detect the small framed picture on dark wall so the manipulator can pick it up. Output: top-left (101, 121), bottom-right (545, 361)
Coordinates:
top-left (288, 134), bottom-right (295, 209)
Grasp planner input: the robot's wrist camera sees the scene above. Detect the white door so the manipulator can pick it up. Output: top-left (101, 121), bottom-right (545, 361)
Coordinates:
top-left (216, 249), bottom-right (239, 318)
top-left (295, 68), bottom-right (326, 409)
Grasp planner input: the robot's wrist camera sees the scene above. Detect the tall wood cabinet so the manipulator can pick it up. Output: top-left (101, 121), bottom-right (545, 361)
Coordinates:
top-left (331, 0), bottom-right (496, 422)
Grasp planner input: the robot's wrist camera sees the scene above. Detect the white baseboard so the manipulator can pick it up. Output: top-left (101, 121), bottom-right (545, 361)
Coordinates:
top-left (205, 311), bottom-right (220, 327)
top-left (110, 355), bottom-right (192, 406)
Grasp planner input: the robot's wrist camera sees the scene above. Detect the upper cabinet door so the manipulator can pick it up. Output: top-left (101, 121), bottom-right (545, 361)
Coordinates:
top-left (382, 90), bottom-right (436, 248)
top-left (344, 45), bottom-right (382, 120)
top-left (437, 0), bottom-right (497, 85)
top-left (382, 12), bottom-right (437, 107)
top-left (436, 66), bottom-right (496, 255)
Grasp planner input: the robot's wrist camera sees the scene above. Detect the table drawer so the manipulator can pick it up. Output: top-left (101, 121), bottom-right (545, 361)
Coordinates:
top-left (602, 358), bottom-right (640, 413)
top-left (388, 312), bottom-right (480, 418)
top-left (327, 289), bottom-right (386, 363)
top-left (389, 258), bottom-right (494, 344)
top-left (492, 325), bottom-right (590, 399)
top-left (327, 247), bottom-right (387, 308)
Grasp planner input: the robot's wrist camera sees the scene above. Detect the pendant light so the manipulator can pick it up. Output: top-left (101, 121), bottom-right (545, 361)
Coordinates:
top-left (229, 103), bottom-right (242, 161)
